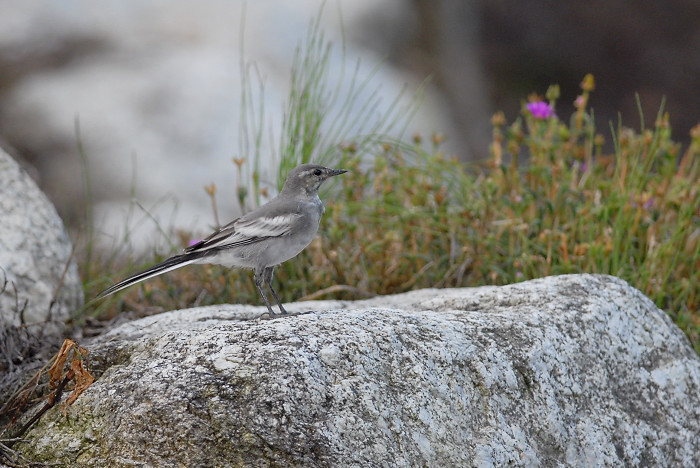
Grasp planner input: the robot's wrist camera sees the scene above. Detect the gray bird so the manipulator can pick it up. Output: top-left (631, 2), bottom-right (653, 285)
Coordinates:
top-left (98, 164), bottom-right (347, 315)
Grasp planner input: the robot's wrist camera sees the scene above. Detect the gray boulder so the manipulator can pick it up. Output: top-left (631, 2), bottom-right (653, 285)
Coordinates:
top-left (0, 148), bottom-right (83, 338)
top-left (17, 275), bottom-right (700, 467)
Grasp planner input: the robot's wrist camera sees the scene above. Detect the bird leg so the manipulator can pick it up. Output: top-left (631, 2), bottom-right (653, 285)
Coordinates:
top-left (254, 269), bottom-right (276, 316)
top-left (264, 266), bottom-right (288, 315)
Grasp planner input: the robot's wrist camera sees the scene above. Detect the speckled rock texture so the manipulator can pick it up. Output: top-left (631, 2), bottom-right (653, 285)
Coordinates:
top-left (18, 275), bottom-right (700, 467)
top-left (0, 148), bottom-right (83, 337)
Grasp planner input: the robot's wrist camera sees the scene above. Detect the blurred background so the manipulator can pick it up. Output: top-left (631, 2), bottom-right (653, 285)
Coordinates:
top-left (1, 0), bottom-right (698, 250)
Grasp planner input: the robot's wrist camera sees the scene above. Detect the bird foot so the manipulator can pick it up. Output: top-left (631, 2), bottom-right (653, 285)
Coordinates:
top-left (257, 310), bottom-right (314, 320)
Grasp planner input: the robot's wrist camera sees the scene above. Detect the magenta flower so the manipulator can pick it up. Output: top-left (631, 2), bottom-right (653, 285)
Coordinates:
top-left (527, 101), bottom-right (554, 119)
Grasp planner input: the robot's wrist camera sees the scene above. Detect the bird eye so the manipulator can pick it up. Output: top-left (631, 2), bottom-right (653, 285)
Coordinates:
top-left (313, 169), bottom-right (322, 176)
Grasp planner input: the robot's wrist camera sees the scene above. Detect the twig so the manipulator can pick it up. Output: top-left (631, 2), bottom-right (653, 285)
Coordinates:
top-left (5, 375), bottom-right (72, 447)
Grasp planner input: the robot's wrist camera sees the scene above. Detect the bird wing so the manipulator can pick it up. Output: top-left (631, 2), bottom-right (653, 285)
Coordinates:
top-left (98, 212), bottom-right (302, 299)
top-left (185, 212), bottom-right (303, 252)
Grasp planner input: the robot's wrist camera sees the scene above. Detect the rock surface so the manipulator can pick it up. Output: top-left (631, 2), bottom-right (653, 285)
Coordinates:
top-left (0, 147), bottom-right (83, 338)
top-left (18, 275), bottom-right (700, 467)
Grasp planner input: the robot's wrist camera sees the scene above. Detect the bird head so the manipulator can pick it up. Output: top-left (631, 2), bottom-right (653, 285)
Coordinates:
top-left (281, 164), bottom-right (347, 196)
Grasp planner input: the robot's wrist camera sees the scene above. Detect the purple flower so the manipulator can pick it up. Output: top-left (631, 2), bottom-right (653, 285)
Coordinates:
top-left (643, 197), bottom-right (654, 210)
top-left (527, 101), bottom-right (554, 119)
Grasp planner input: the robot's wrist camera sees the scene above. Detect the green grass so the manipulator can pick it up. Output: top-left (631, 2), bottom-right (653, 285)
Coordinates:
top-left (79, 20), bottom-right (699, 354)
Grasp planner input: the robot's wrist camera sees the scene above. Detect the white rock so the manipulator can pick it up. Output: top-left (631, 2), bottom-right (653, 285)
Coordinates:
top-left (17, 275), bottom-right (700, 467)
top-left (0, 148), bottom-right (83, 337)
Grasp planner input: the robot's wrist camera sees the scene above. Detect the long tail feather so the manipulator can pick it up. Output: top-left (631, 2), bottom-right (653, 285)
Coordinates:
top-left (97, 253), bottom-right (204, 298)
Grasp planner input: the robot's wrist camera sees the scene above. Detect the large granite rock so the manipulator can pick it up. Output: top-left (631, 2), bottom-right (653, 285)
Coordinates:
top-left (17, 275), bottom-right (700, 467)
top-left (0, 148), bottom-right (83, 339)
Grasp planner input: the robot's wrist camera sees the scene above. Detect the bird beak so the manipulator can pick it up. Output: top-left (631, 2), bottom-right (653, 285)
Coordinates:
top-left (330, 169), bottom-right (348, 177)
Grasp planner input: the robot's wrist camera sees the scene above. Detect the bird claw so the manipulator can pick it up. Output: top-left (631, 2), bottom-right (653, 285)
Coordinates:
top-left (256, 310), bottom-right (314, 320)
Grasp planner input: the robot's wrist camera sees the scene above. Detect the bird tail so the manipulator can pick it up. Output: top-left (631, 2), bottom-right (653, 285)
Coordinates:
top-left (97, 252), bottom-right (207, 299)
